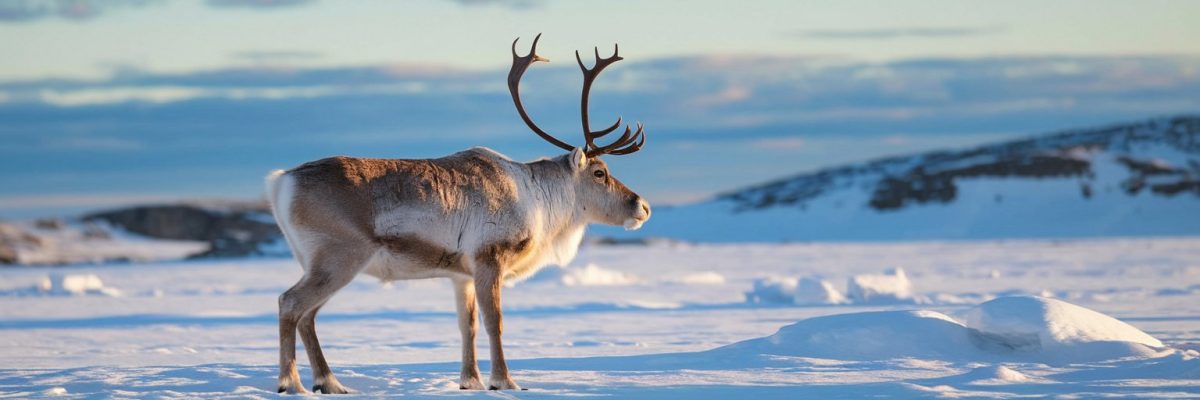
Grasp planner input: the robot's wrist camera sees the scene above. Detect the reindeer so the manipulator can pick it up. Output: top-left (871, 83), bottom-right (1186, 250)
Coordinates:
top-left (265, 34), bottom-right (650, 394)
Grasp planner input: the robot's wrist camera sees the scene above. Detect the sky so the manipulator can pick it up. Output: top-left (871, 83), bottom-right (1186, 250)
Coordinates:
top-left (1, 0), bottom-right (1199, 217)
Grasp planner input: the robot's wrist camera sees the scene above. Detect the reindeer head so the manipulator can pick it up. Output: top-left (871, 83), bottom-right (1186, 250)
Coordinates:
top-left (508, 34), bottom-right (651, 230)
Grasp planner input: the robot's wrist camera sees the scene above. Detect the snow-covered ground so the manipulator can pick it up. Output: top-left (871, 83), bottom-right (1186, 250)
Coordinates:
top-left (1, 237), bottom-right (1199, 398)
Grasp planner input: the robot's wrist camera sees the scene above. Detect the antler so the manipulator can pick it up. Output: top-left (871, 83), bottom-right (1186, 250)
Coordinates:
top-left (576, 44), bottom-right (645, 157)
top-left (508, 34), bottom-right (574, 151)
top-left (507, 34), bottom-right (646, 157)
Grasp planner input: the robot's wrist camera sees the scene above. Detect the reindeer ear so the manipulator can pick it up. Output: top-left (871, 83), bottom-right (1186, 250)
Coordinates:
top-left (569, 147), bottom-right (588, 171)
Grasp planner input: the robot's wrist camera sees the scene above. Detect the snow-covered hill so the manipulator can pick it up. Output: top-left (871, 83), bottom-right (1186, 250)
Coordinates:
top-left (624, 116), bottom-right (1200, 241)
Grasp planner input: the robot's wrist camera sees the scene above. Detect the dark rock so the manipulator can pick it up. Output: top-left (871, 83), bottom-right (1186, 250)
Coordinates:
top-left (83, 204), bottom-right (282, 259)
top-left (0, 223), bottom-right (42, 264)
top-left (1150, 179), bottom-right (1200, 197)
top-left (868, 154), bottom-right (1091, 211)
top-left (34, 218), bottom-right (65, 230)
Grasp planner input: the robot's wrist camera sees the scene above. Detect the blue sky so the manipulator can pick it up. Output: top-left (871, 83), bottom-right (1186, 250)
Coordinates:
top-left (1, 0), bottom-right (1199, 217)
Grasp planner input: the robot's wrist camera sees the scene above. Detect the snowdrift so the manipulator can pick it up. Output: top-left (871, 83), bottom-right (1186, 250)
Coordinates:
top-left (717, 296), bottom-right (1167, 365)
top-left (526, 263), bottom-right (640, 286)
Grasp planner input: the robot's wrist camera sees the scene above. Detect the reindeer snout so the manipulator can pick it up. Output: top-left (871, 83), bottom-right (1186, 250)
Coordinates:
top-left (632, 196), bottom-right (651, 220)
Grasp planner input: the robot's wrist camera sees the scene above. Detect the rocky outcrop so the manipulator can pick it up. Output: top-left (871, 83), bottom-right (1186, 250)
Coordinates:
top-left (0, 222), bottom-right (42, 264)
top-left (83, 203), bottom-right (283, 259)
top-left (720, 115), bottom-right (1200, 212)
top-left (868, 153), bottom-right (1092, 211)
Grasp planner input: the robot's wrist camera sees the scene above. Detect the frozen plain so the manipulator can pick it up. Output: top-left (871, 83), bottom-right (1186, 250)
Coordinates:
top-left (1, 237), bottom-right (1199, 398)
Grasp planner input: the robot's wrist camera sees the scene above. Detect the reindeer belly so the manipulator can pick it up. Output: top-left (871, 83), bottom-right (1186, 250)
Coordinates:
top-left (363, 233), bottom-right (472, 282)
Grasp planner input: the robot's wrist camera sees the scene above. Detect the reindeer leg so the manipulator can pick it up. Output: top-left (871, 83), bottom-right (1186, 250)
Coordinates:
top-left (474, 264), bottom-right (521, 390)
top-left (299, 303), bottom-right (353, 394)
top-left (279, 246), bottom-right (367, 394)
top-left (453, 277), bottom-right (484, 390)
top-left (278, 278), bottom-right (311, 394)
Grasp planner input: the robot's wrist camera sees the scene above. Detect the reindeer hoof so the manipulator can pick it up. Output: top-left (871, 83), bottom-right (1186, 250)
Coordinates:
top-left (278, 387), bottom-right (286, 393)
top-left (486, 377), bottom-right (521, 391)
top-left (312, 383), bottom-right (353, 394)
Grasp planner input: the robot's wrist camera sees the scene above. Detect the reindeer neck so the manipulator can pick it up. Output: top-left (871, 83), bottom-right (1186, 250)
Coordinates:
top-left (523, 157), bottom-right (588, 235)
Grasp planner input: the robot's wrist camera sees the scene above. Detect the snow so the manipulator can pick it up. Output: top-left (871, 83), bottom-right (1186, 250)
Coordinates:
top-left (746, 276), bottom-right (846, 305)
top-left (963, 295), bottom-right (1164, 348)
top-left (847, 267), bottom-right (914, 304)
top-left (794, 277), bottom-right (846, 305)
top-left (38, 274), bottom-right (123, 297)
top-left (526, 263), bottom-right (640, 286)
top-left (722, 296), bottom-right (1165, 365)
top-left (745, 277), bottom-right (800, 304)
top-left (672, 271), bottom-right (727, 285)
top-left (1, 237), bottom-right (1199, 398)
top-left (2, 273), bottom-right (123, 297)
top-left (1, 219), bottom-right (208, 265)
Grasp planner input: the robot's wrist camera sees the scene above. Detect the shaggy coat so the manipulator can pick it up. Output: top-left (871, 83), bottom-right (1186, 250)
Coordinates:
top-left (267, 147), bottom-right (649, 393)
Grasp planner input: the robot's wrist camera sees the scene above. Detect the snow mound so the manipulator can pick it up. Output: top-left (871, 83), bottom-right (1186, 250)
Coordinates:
top-left (963, 295), bottom-right (1164, 349)
top-left (745, 277), bottom-right (798, 304)
top-left (42, 387), bottom-right (68, 396)
top-left (794, 277), bottom-right (847, 305)
top-left (955, 365), bottom-right (1040, 385)
top-left (846, 267), bottom-right (914, 303)
top-left (40, 274), bottom-right (123, 297)
top-left (671, 271), bottom-right (726, 285)
top-left (720, 309), bottom-right (972, 360)
top-left (530, 264), bottom-right (639, 286)
top-left (717, 296), bottom-right (1165, 364)
top-left (1, 274), bottom-right (125, 297)
top-left (746, 276), bottom-right (845, 305)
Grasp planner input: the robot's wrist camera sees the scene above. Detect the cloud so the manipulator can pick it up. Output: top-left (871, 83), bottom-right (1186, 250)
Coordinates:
top-left (0, 54), bottom-right (1197, 212)
top-left (229, 50), bottom-right (323, 63)
top-left (749, 137), bottom-right (806, 150)
top-left (0, 193), bottom-right (180, 209)
top-left (0, 0), bottom-right (158, 23)
top-left (29, 83), bottom-right (431, 106)
top-left (447, 0), bottom-right (542, 10)
top-left (0, 0), bottom-right (313, 23)
top-left (205, 0), bottom-right (314, 9)
top-left (794, 26), bottom-right (1005, 40)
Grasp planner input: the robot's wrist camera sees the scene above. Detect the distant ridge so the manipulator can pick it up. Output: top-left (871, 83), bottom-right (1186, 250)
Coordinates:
top-left (621, 115), bottom-right (1200, 242)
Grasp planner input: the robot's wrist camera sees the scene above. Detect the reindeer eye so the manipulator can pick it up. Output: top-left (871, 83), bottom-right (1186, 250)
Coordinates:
top-left (593, 170), bottom-right (606, 178)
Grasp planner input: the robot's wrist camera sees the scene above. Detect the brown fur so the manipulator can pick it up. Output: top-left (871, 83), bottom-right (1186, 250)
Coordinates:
top-left (272, 147), bottom-right (649, 393)
top-left (289, 151), bottom-right (519, 221)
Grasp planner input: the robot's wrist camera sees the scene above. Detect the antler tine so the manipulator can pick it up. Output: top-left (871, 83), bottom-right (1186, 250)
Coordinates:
top-left (606, 123), bottom-right (645, 155)
top-left (578, 43), bottom-right (628, 152)
top-left (586, 121), bottom-right (646, 156)
top-left (508, 34), bottom-right (575, 152)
